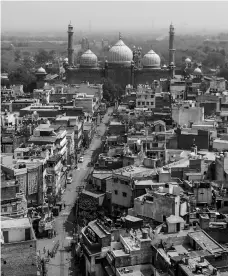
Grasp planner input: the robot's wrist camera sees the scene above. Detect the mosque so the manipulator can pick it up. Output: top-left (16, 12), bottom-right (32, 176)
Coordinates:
top-left (65, 23), bottom-right (176, 87)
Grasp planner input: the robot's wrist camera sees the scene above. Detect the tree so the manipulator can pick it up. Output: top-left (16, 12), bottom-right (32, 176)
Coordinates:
top-left (23, 57), bottom-right (34, 70)
top-left (203, 52), bottom-right (225, 68)
top-left (35, 49), bottom-right (50, 64)
top-left (217, 68), bottom-right (228, 81)
top-left (14, 50), bottom-right (21, 62)
top-left (8, 66), bottom-right (36, 92)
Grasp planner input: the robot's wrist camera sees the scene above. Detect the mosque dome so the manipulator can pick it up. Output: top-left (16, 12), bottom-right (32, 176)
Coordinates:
top-left (185, 57), bottom-right (191, 63)
top-left (193, 67), bottom-right (202, 75)
top-left (36, 67), bottom-right (47, 74)
top-left (80, 49), bottom-right (98, 68)
top-left (142, 50), bottom-right (161, 68)
top-left (107, 39), bottom-right (133, 65)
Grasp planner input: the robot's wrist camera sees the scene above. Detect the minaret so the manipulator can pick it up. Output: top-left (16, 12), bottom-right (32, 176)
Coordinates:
top-left (169, 23), bottom-right (176, 78)
top-left (68, 22), bottom-right (74, 66)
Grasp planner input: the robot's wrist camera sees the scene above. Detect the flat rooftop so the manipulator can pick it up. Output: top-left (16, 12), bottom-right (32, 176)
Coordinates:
top-left (113, 165), bottom-right (156, 178)
top-left (188, 231), bottom-right (226, 254)
top-left (116, 264), bottom-right (154, 276)
top-left (1, 217), bottom-right (31, 229)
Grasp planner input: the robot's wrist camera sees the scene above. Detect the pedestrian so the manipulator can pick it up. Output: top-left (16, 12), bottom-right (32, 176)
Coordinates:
top-left (47, 249), bottom-right (50, 257)
top-left (43, 247), bottom-right (46, 254)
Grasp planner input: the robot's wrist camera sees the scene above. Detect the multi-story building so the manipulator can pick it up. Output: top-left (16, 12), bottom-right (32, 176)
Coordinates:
top-left (136, 85), bottom-right (156, 111)
top-left (81, 217), bottom-right (154, 276)
top-left (170, 78), bottom-right (186, 100)
top-left (151, 228), bottom-right (228, 276)
top-left (28, 123), bottom-right (67, 161)
top-left (73, 93), bottom-right (99, 114)
top-left (133, 189), bottom-right (182, 223)
top-left (45, 154), bottom-right (66, 198)
top-left (1, 217), bottom-right (37, 276)
top-left (1, 173), bottom-right (27, 218)
top-left (54, 115), bottom-right (83, 153)
top-left (1, 156), bottom-right (45, 206)
top-left (1, 85), bottom-right (24, 100)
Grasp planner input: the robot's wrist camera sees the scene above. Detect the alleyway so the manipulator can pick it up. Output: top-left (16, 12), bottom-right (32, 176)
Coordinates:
top-left (37, 108), bottom-right (112, 276)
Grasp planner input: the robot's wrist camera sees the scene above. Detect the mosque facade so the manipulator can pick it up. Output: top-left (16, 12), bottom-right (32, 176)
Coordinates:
top-left (65, 23), bottom-right (176, 87)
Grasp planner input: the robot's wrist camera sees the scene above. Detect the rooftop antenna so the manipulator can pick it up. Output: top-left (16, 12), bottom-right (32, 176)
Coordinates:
top-left (119, 32), bottom-right (122, 40)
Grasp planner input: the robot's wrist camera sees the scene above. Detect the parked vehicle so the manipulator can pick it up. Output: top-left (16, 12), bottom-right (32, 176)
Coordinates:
top-left (67, 177), bottom-right (72, 184)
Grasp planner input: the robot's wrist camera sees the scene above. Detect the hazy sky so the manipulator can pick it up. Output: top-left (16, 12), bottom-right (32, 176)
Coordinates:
top-left (2, 1), bottom-right (228, 33)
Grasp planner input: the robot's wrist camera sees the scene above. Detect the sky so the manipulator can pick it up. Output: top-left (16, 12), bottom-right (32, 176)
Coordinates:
top-left (1, 1), bottom-right (228, 33)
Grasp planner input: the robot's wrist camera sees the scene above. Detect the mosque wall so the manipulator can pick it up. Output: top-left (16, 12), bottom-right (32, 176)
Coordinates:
top-left (66, 69), bottom-right (104, 84)
top-left (134, 70), bottom-right (170, 86)
top-left (107, 67), bottom-right (132, 88)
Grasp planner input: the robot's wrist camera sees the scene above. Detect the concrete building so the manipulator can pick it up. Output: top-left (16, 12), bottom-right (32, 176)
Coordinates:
top-left (151, 228), bottom-right (228, 276)
top-left (11, 98), bottom-right (38, 112)
top-left (45, 154), bottom-right (67, 197)
top-left (1, 85), bottom-right (24, 100)
top-left (1, 110), bottom-right (18, 128)
top-left (170, 78), bottom-right (186, 100)
top-left (1, 217), bottom-right (37, 276)
top-left (73, 93), bottom-right (99, 114)
top-left (33, 88), bottom-right (52, 104)
top-left (54, 115), bottom-right (83, 155)
top-left (81, 219), bottom-right (112, 276)
top-left (19, 105), bottom-right (65, 120)
top-left (133, 188), bottom-right (182, 223)
top-left (28, 123), bottom-right (67, 161)
top-left (215, 152), bottom-right (228, 187)
top-left (172, 102), bottom-right (204, 126)
top-left (1, 158), bottom-right (44, 206)
top-left (1, 173), bottom-right (27, 218)
top-left (106, 165), bottom-right (157, 216)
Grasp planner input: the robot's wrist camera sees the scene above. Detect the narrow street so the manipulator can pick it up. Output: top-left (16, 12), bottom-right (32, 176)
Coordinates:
top-left (37, 108), bottom-right (112, 276)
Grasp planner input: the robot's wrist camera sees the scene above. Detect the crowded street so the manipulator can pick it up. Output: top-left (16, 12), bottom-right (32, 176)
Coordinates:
top-left (37, 108), bottom-right (112, 276)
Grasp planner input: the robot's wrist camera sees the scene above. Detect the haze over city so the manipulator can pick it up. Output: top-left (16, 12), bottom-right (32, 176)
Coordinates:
top-left (2, 1), bottom-right (228, 35)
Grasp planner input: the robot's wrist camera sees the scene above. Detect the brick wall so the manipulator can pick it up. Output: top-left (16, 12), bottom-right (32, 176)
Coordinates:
top-left (1, 240), bottom-right (37, 276)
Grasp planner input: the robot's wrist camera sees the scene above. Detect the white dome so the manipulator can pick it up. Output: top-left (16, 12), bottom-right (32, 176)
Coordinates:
top-left (185, 58), bottom-right (191, 63)
top-left (37, 67), bottom-right (46, 74)
top-left (142, 50), bottom-right (161, 68)
top-left (64, 58), bottom-right (68, 62)
top-left (193, 67), bottom-right (202, 75)
top-left (80, 49), bottom-right (98, 67)
top-left (108, 39), bottom-right (133, 65)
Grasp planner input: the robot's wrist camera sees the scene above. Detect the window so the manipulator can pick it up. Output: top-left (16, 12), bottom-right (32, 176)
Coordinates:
top-left (138, 102), bottom-right (141, 105)
top-left (123, 192), bottom-right (127, 197)
top-left (147, 102), bottom-right (149, 105)
top-left (142, 102), bottom-right (145, 105)
top-left (151, 95), bottom-right (154, 98)
top-left (2, 207), bottom-right (7, 213)
top-left (114, 190), bottom-right (118, 195)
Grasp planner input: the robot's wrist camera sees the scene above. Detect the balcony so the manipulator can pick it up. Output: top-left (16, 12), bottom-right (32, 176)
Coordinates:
top-left (81, 227), bottom-right (101, 252)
